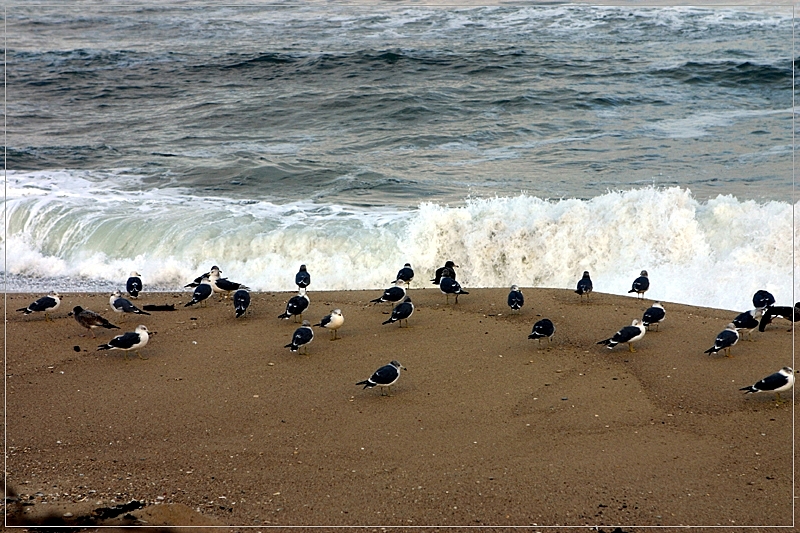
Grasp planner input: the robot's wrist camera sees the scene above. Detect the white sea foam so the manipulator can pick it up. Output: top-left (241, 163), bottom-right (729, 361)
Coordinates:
top-left (2, 171), bottom-right (795, 311)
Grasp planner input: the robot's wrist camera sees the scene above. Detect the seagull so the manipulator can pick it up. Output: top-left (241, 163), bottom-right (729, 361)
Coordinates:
top-left (382, 296), bottom-right (414, 327)
top-left (109, 290), bottom-right (151, 321)
top-left (628, 270), bottom-right (649, 299)
top-left (208, 267), bottom-right (249, 299)
top-left (126, 271), bottom-right (143, 299)
top-left (759, 302), bottom-right (800, 332)
top-left (575, 271), bottom-right (592, 300)
top-left (356, 360), bottom-right (405, 396)
top-left (642, 302), bottom-right (666, 331)
top-left (740, 366), bottom-right (795, 404)
top-left (71, 306), bottom-right (120, 338)
top-left (370, 281), bottom-right (406, 307)
top-left (233, 289), bottom-right (250, 318)
top-left (184, 277), bottom-right (213, 307)
top-left (752, 290), bottom-right (775, 310)
top-left (528, 318), bottom-right (555, 344)
top-left (431, 260), bottom-right (457, 284)
top-left (285, 320), bottom-right (314, 354)
top-left (314, 308), bottom-right (344, 340)
top-left (185, 266), bottom-right (220, 288)
top-left (597, 319), bottom-right (646, 352)
top-left (507, 285), bottom-right (524, 312)
top-left (97, 324), bottom-right (152, 360)
top-left (440, 277), bottom-right (468, 304)
top-left (704, 323), bottom-right (740, 357)
top-left (733, 308), bottom-right (763, 341)
top-left (17, 292), bottom-right (61, 321)
top-left (278, 288), bottom-right (310, 322)
top-left (394, 263), bottom-right (414, 288)
top-left (295, 264), bottom-right (311, 289)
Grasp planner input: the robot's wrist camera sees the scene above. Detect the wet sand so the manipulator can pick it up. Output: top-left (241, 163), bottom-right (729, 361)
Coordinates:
top-left (4, 287), bottom-right (796, 530)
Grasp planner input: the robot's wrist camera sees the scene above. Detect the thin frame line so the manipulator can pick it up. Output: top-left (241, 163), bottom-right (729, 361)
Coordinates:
top-left (0, 2), bottom-right (795, 530)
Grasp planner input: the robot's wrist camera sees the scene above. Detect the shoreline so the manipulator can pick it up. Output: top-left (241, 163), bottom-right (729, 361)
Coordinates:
top-left (5, 287), bottom-right (796, 529)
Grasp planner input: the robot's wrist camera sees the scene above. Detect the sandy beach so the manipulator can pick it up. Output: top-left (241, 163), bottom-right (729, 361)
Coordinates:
top-left (4, 286), bottom-right (796, 531)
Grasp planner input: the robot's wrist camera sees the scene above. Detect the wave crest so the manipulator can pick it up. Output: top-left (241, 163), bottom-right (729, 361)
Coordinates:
top-left (2, 173), bottom-right (795, 310)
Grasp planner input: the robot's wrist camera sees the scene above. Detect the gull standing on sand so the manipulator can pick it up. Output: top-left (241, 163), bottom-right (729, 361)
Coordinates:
top-left (71, 306), bottom-right (120, 338)
top-left (295, 264), bottom-right (311, 289)
top-left (233, 289), bottom-right (250, 318)
top-left (97, 324), bottom-right (152, 360)
top-left (370, 280), bottom-right (406, 307)
top-left (642, 302), bottom-right (666, 331)
top-left (279, 288), bottom-right (310, 322)
top-left (394, 263), bottom-right (414, 288)
top-left (528, 318), bottom-right (555, 344)
top-left (382, 296), bottom-right (414, 327)
top-left (440, 277), bottom-right (468, 304)
top-left (733, 308), bottom-right (762, 341)
top-left (314, 308), bottom-right (344, 340)
top-left (507, 285), bottom-right (524, 312)
top-left (185, 278), bottom-right (214, 307)
top-left (740, 366), bottom-right (795, 403)
top-left (628, 270), bottom-right (649, 299)
top-left (597, 319), bottom-right (646, 352)
top-left (575, 271), bottom-right (592, 300)
top-left (110, 290), bottom-right (151, 321)
top-left (285, 320), bottom-right (314, 354)
top-left (126, 271), bottom-right (142, 299)
top-left (752, 290), bottom-right (775, 310)
top-left (356, 360), bottom-right (406, 396)
top-left (704, 323), bottom-right (739, 357)
top-left (208, 267), bottom-right (249, 299)
top-left (17, 292), bottom-right (61, 321)
top-left (185, 266), bottom-right (219, 288)
top-left (759, 303), bottom-right (800, 332)
top-left (431, 260), bottom-right (457, 284)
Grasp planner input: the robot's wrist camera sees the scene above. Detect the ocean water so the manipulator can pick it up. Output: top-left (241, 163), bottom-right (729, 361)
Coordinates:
top-left (4, 3), bottom-right (796, 311)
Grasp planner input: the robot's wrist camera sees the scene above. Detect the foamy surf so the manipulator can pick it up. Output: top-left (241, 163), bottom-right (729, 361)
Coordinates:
top-left (2, 171), bottom-right (795, 311)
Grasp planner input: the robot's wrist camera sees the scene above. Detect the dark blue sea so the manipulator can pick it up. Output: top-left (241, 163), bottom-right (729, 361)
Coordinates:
top-left (4, 2), bottom-right (796, 310)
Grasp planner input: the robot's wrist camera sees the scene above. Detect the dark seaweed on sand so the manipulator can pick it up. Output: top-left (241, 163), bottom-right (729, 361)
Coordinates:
top-left (142, 304), bottom-right (176, 312)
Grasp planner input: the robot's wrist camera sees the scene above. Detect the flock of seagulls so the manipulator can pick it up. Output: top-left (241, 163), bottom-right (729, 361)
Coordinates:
top-left (15, 267), bottom-right (253, 362)
top-left (575, 270), bottom-right (794, 403)
top-left (183, 266), bottom-right (251, 310)
top-left (14, 263), bottom-right (795, 403)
